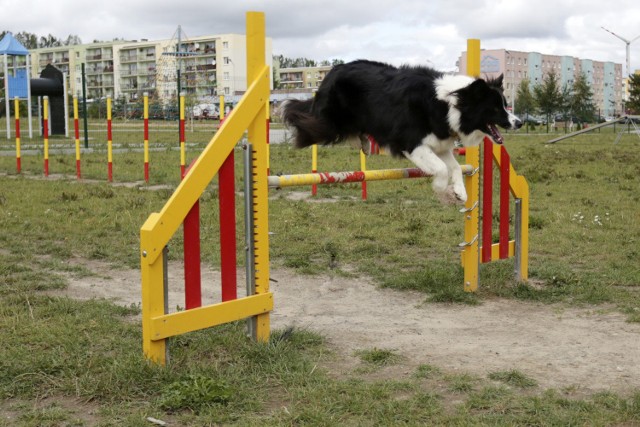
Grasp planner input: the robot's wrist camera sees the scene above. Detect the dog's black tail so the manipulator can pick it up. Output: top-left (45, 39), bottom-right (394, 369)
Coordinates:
top-left (282, 99), bottom-right (340, 148)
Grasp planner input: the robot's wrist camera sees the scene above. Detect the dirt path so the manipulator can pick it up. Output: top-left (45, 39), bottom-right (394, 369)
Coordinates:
top-left (57, 259), bottom-right (640, 395)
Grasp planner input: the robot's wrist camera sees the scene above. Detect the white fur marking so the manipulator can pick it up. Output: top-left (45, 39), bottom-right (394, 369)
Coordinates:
top-left (434, 75), bottom-right (474, 103)
top-left (403, 134), bottom-right (467, 202)
top-left (507, 111), bottom-right (520, 128)
top-left (434, 75), bottom-right (474, 136)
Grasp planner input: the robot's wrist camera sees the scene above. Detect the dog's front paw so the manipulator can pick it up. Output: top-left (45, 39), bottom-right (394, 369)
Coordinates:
top-left (452, 183), bottom-right (467, 203)
top-left (436, 186), bottom-right (467, 205)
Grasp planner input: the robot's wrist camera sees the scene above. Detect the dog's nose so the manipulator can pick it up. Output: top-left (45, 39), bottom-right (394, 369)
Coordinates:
top-left (514, 118), bottom-right (523, 129)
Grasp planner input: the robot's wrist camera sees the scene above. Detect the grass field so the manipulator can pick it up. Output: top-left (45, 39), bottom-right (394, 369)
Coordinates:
top-left (1, 125), bottom-right (639, 425)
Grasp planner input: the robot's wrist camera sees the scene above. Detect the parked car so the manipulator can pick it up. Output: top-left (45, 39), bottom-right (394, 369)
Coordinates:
top-left (193, 103), bottom-right (220, 120)
top-left (521, 113), bottom-right (545, 125)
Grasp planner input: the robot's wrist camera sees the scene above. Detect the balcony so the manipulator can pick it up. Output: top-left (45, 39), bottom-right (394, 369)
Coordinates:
top-left (120, 69), bottom-right (138, 76)
top-left (120, 54), bottom-right (138, 63)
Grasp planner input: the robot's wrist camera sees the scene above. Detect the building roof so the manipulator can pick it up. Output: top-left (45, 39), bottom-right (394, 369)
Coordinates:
top-left (0, 33), bottom-right (29, 55)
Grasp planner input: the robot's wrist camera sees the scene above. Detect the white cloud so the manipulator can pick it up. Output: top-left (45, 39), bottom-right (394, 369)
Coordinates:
top-left (2, 0), bottom-right (640, 72)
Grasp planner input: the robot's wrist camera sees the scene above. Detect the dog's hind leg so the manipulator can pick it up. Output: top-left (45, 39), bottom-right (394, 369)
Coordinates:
top-left (403, 144), bottom-right (449, 197)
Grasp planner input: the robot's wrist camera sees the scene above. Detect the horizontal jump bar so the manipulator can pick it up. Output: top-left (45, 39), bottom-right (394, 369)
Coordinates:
top-left (268, 165), bottom-right (474, 188)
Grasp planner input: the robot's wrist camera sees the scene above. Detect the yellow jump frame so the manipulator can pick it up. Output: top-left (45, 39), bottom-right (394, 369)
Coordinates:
top-left (461, 39), bottom-right (529, 292)
top-left (140, 12), bottom-right (271, 365)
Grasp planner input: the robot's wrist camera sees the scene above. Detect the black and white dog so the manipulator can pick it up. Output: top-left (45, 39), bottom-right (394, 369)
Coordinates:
top-left (282, 60), bottom-right (522, 203)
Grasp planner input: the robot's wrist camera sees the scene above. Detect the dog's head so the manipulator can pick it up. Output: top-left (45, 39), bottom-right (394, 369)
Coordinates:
top-left (451, 75), bottom-right (522, 146)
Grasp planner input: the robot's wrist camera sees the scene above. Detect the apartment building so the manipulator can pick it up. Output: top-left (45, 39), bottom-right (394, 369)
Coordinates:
top-left (277, 65), bottom-right (331, 90)
top-left (458, 49), bottom-right (623, 117)
top-left (27, 33), bottom-right (273, 103)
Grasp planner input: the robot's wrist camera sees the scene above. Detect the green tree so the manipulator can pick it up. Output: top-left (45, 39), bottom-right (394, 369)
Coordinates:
top-left (515, 78), bottom-right (535, 116)
top-left (627, 73), bottom-right (640, 115)
top-left (38, 34), bottom-right (62, 48)
top-left (533, 71), bottom-right (563, 130)
top-left (568, 72), bottom-right (595, 123)
top-left (63, 34), bottom-right (82, 46)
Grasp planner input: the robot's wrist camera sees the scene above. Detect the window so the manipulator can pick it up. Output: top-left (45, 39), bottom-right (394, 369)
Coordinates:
top-left (223, 72), bottom-right (229, 81)
top-left (223, 41), bottom-right (229, 49)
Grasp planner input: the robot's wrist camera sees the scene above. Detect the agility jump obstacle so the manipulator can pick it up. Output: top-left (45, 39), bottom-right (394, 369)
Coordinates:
top-left (141, 12), bottom-right (271, 365)
top-left (140, 22), bottom-right (529, 364)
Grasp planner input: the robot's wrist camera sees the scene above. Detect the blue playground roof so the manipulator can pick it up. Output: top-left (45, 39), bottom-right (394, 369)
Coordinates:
top-left (0, 33), bottom-right (29, 55)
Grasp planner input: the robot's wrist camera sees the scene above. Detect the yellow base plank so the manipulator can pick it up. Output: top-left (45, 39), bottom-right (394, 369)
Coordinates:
top-left (150, 293), bottom-right (273, 341)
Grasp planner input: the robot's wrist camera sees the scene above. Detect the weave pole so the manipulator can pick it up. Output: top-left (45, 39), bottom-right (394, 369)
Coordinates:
top-left (107, 95), bottom-right (113, 182)
top-left (14, 97), bottom-right (21, 174)
top-left (179, 93), bottom-right (186, 178)
top-left (144, 92), bottom-right (149, 183)
top-left (43, 96), bottom-right (49, 177)
top-left (73, 96), bottom-right (81, 179)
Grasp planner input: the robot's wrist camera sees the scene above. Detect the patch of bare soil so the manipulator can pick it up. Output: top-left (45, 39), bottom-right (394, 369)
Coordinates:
top-left (57, 258), bottom-right (640, 395)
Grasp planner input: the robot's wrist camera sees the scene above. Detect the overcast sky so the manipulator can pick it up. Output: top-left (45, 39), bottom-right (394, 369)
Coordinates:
top-left (2, 0), bottom-right (640, 74)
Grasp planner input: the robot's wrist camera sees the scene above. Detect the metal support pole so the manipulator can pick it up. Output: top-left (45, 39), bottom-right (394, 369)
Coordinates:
top-left (243, 143), bottom-right (257, 340)
top-left (514, 199), bottom-right (523, 282)
top-left (162, 245), bottom-right (170, 364)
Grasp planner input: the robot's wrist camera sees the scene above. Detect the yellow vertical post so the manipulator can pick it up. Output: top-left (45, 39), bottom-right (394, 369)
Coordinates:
top-left (246, 11), bottom-right (270, 342)
top-left (311, 144), bottom-right (318, 196)
top-left (220, 95), bottom-right (225, 121)
top-left (462, 39), bottom-right (481, 292)
top-left (141, 213), bottom-right (167, 365)
top-left (360, 148), bottom-right (367, 200)
top-left (467, 39), bottom-right (481, 78)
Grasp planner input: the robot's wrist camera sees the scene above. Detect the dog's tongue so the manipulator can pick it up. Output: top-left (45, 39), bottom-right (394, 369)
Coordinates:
top-left (488, 124), bottom-right (504, 145)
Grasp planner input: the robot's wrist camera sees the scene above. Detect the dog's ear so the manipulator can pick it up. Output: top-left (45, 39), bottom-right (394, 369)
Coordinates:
top-left (467, 79), bottom-right (491, 99)
top-left (486, 74), bottom-right (504, 89)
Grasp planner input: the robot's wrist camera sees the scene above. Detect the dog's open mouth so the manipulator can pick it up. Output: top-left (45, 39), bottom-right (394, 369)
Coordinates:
top-left (487, 124), bottom-right (504, 144)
